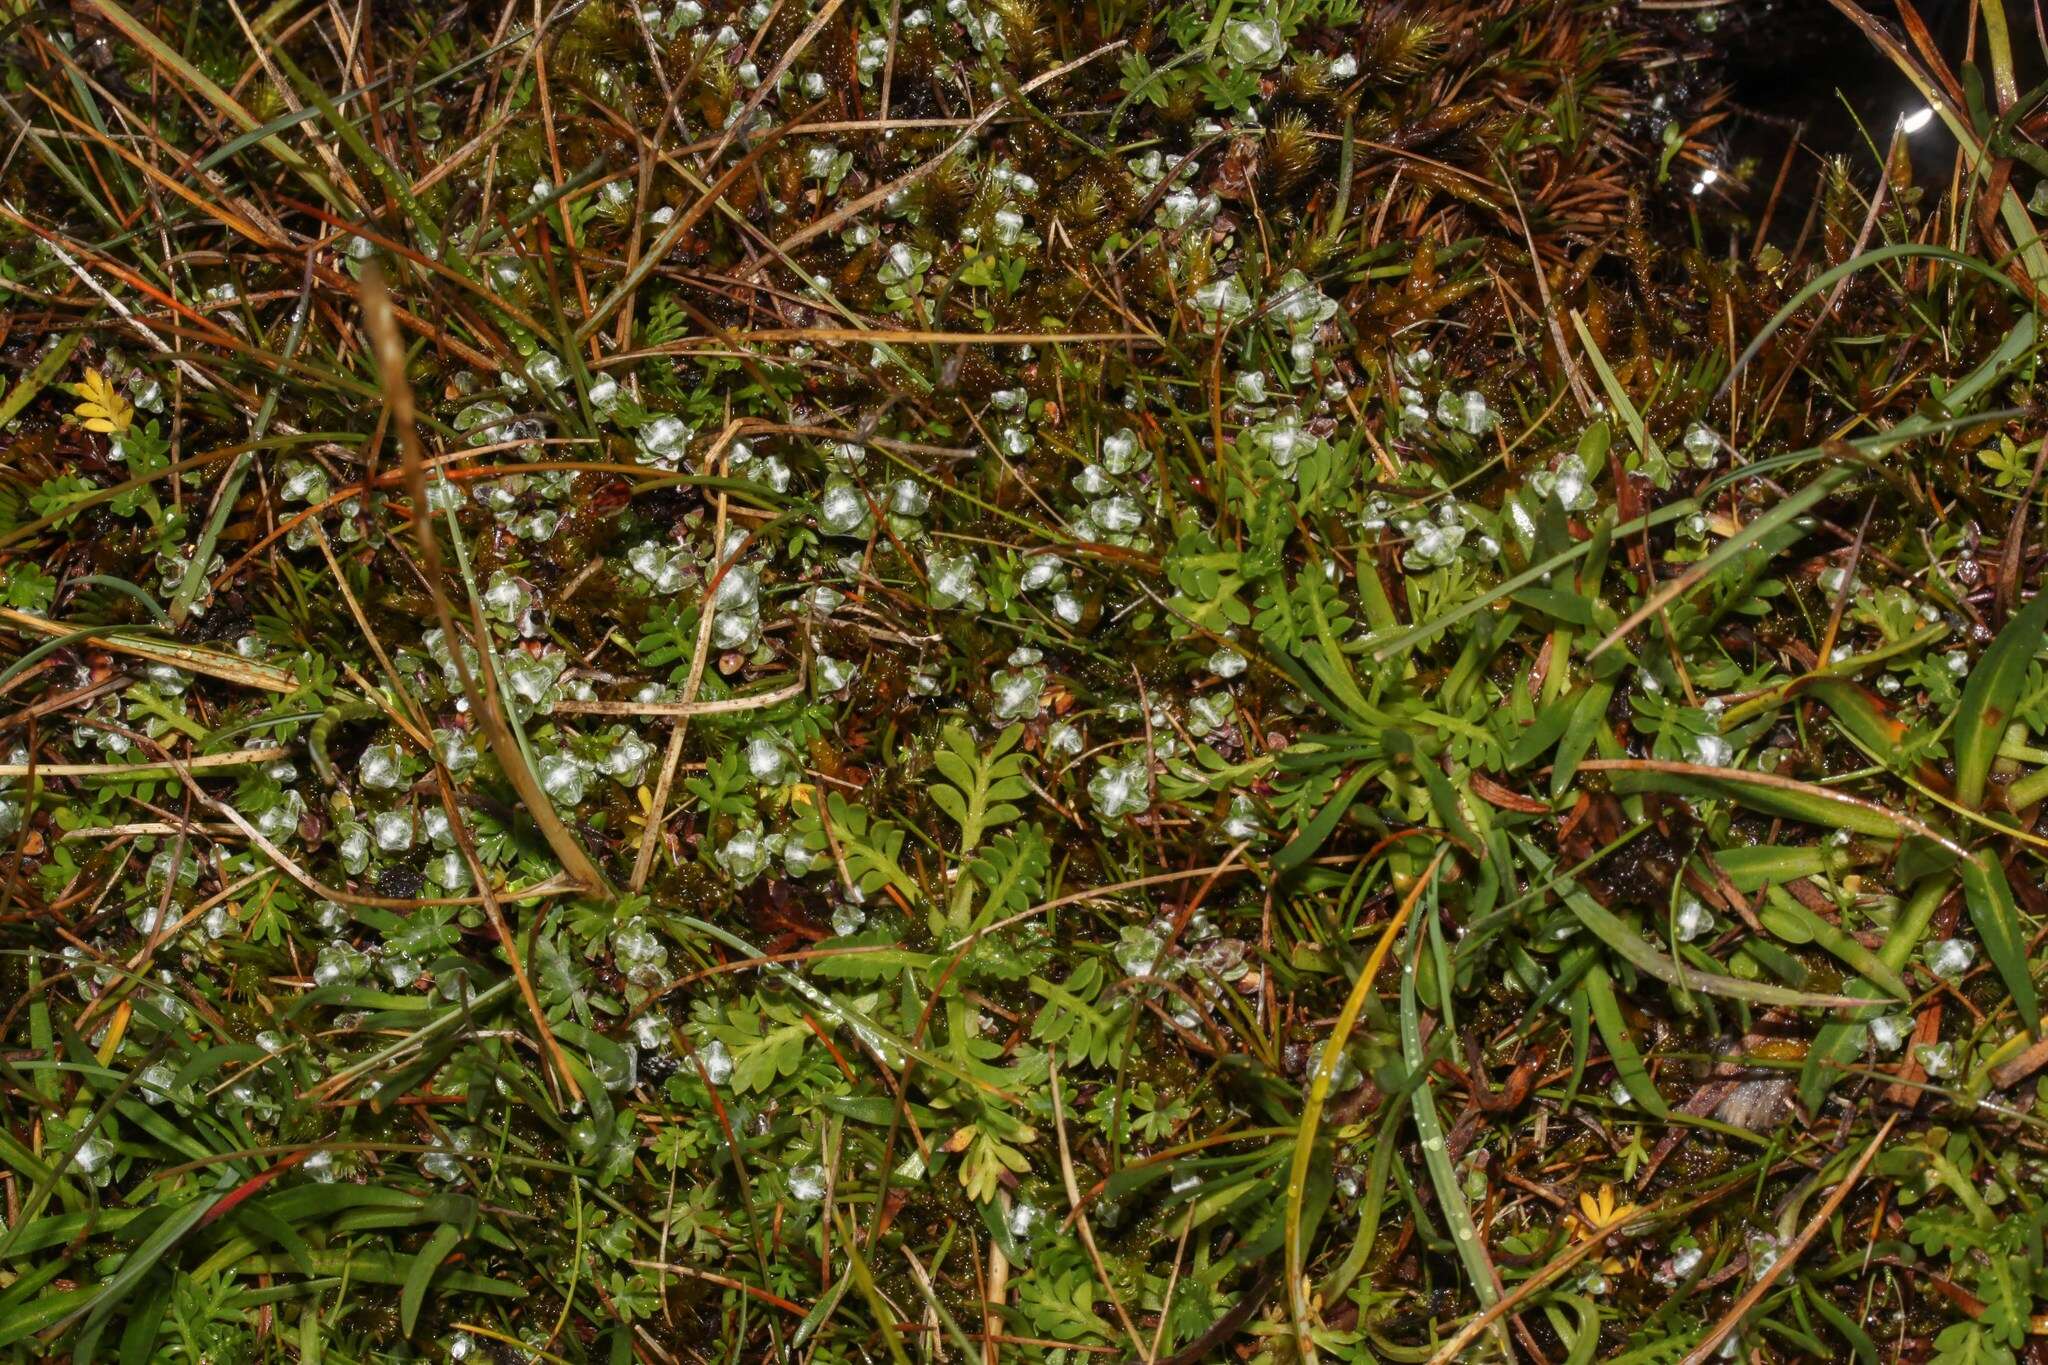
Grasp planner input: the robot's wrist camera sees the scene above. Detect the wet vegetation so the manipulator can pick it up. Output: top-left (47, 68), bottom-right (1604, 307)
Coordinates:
top-left (6, 0), bottom-right (2048, 1360)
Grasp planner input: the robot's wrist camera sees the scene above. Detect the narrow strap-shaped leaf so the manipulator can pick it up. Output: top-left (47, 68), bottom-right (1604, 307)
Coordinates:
top-left (0, 1286), bottom-right (97, 1350)
top-left (1563, 981), bottom-right (1591, 1111)
top-left (1274, 767), bottom-right (1373, 871)
top-left (1546, 1292), bottom-right (1604, 1365)
top-left (1960, 851), bottom-right (2041, 1033)
top-left (229, 1205), bottom-right (316, 1278)
top-left (400, 1223), bottom-right (464, 1338)
top-left (1724, 244), bottom-right (2028, 396)
top-left (71, 1194), bottom-right (217, 1361)
top-left (0, 333), bottom-right (81, 429)
top-left (1798, 877), bottom-right (1946, 1111)
top-left (1596, 767), bottom-right (1907, 840)
top-left (1759, 886), bottom-right (1910, 1002)
top-left (1953, 588), bottom-right (2048, 808)
top-left (115, 1278), bottom-right (170, 1365)
top-left (1585, 964), bottom-right (1667, 1116)
top-left (1802, 1278), bottom-right (1881, 1365)
top-left (1807, 678), bottom-right (1908, 758)
top-left (1400, 916), bottom-right (1505, 1335)
top-left (1505, 687), bottom-right (1580, 770)
top-left (1373, 500), bottom-right (1701, 662)
top-left (1386, 731), bottom-right (1478, 850)
top-left (1512, 836), bottom-right (1866, 1008)
top-left (1551, 679), bottom-right (1616, 801)
top-left (1569, 320), bottom-right (1664, 470)
top-left (1588, 463), bottom-right (1856, 661)
top-left (1713, 844), bottom-right (1851, 891)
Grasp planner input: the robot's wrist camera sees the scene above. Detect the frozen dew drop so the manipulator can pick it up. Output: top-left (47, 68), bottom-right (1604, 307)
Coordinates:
top-left (638, 415), bottom-right (690, 465)
top-left (1101, 428), bottom-right (1141, 473)
top-left (1674, 896), bottom-right (1716, 943)
top-left (887, 478), bottom-right (930, 519)
top-left (538, 752), bottom-right (588, 805)
top-left (819, 478), bottom-right (872, 536)
top-left (745, 736), bottom-right (792, 785)
top-left (1208, 646), bottom-right (1248, 678)
top-left (1114, 923), bottom-right (1165, 978)
top-left (314, 941), bottom-right (367, 987)
top-left (138, 1062), bottom-right (177, 1105)
top-left (1690, 732), bottom-right (1733, 768)
top-left (1927, 937), bottom-right (1974, 980)
top-left (436, 727), bottom-right (478, 773)
top-left (524, 351), bottom-right (568, 389)
top-left (1868, 1013), bottom-right (1913, 1053)
top-left (1089, 759), bottom-right (1152, 820)
top-left (1222, 794), bottom-right (1263, 842)
top-left (358, 742), bottom-right (406, 790)
top-left (927, 550), bottom-right (984, 609)
top-left (991, 665), bottom-right (1047, 721)
top-left (69, 1133), bottom-right (113, 1176)
top-left (1192, 277), bottom-right (1252, 325)
top-left (1683, 422), bottom-right (1720, 467)
top-left (1187, 691), bottom-right (1234, 735)
top-left (1222, 15), bottom-right (1283, 67)
top-left (1434, 388), bottom-right (1495, 436)
top-left (279, 459), bottom-right (330, 503)
top-left (601, 730), bottom-right (655, 785)
top-left (372, 810), bottom-right (415, 852)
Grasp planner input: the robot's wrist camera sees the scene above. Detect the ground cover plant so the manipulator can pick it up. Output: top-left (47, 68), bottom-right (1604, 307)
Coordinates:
top-left (8, 0), bottom-right (2048, 1359)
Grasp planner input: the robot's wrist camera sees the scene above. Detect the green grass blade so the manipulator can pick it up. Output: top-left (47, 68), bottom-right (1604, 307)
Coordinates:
top-left (1568, 319), bottom-right (1664, 469)
top-left (1722, 244), bottom-right (2028, 395)
top-left (1760, 887), bottom-right (1910, 1002)
top-left (1799, 878), bottom-right (1947, 1109)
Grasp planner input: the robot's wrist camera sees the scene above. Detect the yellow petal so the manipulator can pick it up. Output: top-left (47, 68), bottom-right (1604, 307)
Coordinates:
top-left (95, 1000), bottom-right (132, 1067)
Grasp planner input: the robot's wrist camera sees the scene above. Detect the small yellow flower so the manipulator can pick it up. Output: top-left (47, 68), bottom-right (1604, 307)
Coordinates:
top-left (624, 785), bottom-right (655, 835)
top-left (69, 368), bottom-right (134, 436)
top-left (1576, 1183), bottom-right (1639, 1238)
top-left (1576, 1184), bottom-right (1640, 1278)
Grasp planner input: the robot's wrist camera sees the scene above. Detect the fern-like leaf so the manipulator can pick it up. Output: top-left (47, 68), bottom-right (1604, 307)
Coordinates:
top-left (931, 723), bottom-right (1030, 856)
top-left (638, 290), bottom-right (689, 349)
top-left (799, 792), bottom-right (921, 905)
top-left (1029, 959), bottom-right (1131, 1069)
top-left (967, 826), bottom-right (1049, 919)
